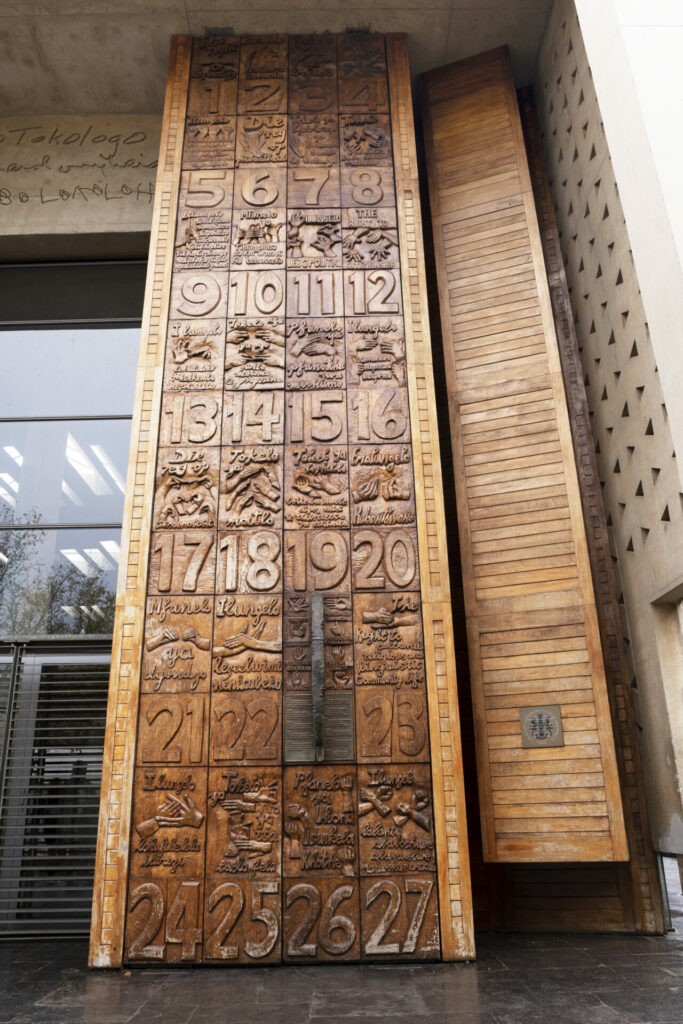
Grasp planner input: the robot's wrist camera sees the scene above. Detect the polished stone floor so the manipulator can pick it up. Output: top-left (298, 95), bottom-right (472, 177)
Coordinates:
top-left (1, 859), bottom-right (681, 1024)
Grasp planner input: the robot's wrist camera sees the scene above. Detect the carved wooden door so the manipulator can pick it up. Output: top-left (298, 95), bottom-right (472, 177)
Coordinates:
top-left (89, 33), bottom-right (474, 967)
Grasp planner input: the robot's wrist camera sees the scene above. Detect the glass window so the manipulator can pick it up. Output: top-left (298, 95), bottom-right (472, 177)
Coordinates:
top-left (0, 263), bottom-right (143, 639)
top-left (2, 326), bottom-right (139, 418)
top-left (0, 528), bottom-right (121, 636)
top-left (0, 419), bottom-right (131, 526)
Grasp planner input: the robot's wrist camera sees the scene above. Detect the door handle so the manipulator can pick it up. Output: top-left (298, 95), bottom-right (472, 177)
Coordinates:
top-left (311, 592), bottom-right (324, 762)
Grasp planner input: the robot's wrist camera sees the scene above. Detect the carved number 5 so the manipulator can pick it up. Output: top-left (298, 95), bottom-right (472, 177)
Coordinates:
top-left (185, 170), bottom-right (228, 208)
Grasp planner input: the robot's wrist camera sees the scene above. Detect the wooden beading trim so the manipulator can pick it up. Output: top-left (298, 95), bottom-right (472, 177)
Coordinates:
top-left (89, 36), bottom-right (192, 968)
top-left (387, 34), bottom-right (475, 960)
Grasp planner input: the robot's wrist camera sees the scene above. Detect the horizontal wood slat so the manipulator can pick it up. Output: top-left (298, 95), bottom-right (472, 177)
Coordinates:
top-left (420, 47), bottom-right (628, 863)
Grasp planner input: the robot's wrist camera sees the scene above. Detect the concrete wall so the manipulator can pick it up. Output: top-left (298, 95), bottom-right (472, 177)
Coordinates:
top-left (0, 116), bottom-right (160, 259)
top-left (535, 0), bottom-right (683, 853)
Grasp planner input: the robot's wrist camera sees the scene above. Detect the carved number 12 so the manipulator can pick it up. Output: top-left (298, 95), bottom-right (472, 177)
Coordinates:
top-left (348, 270), bottom-right (399, 314)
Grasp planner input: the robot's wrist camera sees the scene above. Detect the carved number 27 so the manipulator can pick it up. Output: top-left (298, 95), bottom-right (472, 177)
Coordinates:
top-left (365, 878), bottom-right (433, 955)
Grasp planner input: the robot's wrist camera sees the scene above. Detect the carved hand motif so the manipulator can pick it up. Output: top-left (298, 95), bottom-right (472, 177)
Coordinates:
top-left (135, 792), bottom-right (205, 837)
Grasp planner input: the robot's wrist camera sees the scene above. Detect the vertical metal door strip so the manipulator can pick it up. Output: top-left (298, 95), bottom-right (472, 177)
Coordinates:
top-left (0, 647), bottom-right (110, 936)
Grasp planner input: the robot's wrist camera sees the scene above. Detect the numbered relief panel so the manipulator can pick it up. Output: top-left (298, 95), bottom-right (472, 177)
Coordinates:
top-left (95, 33), bottom-right (473, 968)
top-left (420, 49), bottom-right (628, 863)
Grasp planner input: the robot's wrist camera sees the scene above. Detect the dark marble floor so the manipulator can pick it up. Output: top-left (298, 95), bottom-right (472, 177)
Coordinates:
top-left (1, 858), bottom-right (681, 1024)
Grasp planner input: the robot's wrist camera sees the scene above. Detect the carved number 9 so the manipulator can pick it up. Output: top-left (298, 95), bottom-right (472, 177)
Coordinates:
top-left (177, 275), bottom-right (222, 316)
top-left (286, 883), bottom-right (356, 957)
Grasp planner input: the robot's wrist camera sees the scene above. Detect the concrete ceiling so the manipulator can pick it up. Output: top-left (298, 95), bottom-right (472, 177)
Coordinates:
top-left (0, 0), bottom-right (553, 116)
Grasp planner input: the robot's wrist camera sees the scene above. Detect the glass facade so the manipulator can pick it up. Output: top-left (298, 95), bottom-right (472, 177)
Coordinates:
top-left (0, 324), bottom-right (139, 636)
top-left (0, 262), bottom-right (144, 935)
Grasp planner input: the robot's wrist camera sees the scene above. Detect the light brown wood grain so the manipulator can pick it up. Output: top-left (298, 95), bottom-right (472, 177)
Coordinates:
top-left (89, 36), bottom-right (192, 968)
top-left (387, 32), bottom-right (475, 962)
top-left (420, 47), bottom-right (628, 864)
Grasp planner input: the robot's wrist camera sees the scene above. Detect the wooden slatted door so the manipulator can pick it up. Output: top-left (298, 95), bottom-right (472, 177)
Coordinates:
top-left (421, 48), bottom-right (628, 863)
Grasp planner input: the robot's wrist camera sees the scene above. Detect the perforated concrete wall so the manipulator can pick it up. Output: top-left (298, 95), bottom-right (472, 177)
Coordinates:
top-left (535, 0), bottom-right (683, 852)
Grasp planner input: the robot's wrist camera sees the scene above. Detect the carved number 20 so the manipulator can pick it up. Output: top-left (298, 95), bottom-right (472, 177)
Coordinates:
top-left (354, 529), bottom-right (416, 589)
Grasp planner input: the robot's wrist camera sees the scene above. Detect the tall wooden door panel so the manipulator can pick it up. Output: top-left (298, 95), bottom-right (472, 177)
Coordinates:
top-left (89, 33), bottom-right (474, 967)
top-left (420, 48), bottom-right (628, 863)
